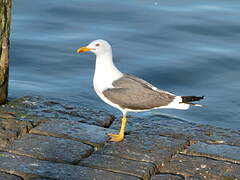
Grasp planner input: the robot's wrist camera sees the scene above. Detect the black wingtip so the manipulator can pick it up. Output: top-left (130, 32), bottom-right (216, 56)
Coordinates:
top-left (181, 96), bottom-right (205, 103)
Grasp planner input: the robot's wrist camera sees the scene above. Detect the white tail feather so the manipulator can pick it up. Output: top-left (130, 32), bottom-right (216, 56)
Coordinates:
top-left (158, 96), bottom-right (190, 110)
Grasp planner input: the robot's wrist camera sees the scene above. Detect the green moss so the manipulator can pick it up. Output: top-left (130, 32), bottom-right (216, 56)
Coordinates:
top-left (223, 176), bottom-right (236, 180)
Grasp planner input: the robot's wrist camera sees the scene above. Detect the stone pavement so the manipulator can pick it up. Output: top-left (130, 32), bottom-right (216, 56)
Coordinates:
top-left (0, 96), bottom-right (239, 180)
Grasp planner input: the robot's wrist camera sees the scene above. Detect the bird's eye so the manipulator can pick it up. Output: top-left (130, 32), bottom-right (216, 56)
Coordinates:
top-left (95, 43), bottom-right (100, 47)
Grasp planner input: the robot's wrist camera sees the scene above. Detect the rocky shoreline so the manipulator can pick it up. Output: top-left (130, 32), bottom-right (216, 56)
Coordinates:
top-left (0, 96), bottom-right (239, 180)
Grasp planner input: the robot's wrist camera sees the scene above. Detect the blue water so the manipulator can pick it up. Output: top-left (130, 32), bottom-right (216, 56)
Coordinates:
top-left (10, 0), bottom-right (240, 130)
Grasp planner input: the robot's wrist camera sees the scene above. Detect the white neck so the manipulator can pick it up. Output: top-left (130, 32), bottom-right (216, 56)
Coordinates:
top-left (93, 51), bottom-right (123, 92)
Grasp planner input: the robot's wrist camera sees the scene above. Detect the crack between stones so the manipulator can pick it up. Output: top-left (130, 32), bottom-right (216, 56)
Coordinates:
top-left (30, 131), bottom-right (102, 149)
top-left (156, 172), bottom-right (186, 179)
top-left (0, 119), bottom-right (48, 149)
top-left (0, 170), bottom-right (24, 180)
top-left (2, 127), bottom-right (97, 165)
top-left (79, 151), bottom-right (157, 180)
top-left (151, 139), bottom-right (192, 178)
top-left (158, 133), bottom-right (240, 147)
top-left (78, 163), bottom-right (144, 180)
top-left (156, 134), bottom-right (240, 165)
top-left (0, 147), bottom-right (95, 166)
top-left (98, 140), bottom-right (190, 180)
top-left (0, 168), bottom-right (59, 180)
top-left (98, 150), bottom-right (157, 165)
top-left (179, 153), bottom-right (240, 165)
top-left (103, 115), bottom-right (116, 128)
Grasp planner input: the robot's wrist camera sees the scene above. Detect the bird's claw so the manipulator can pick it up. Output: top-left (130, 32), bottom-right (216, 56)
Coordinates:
top-left (107, 133), bottom-right (124, 142)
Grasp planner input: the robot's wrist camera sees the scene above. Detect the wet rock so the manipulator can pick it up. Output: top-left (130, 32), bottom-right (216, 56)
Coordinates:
top-left (97, 133), bottom-right (187, 168)
top-left (4, 96), bottom-right (115, 127)
top-left (0, 134), bottom-right (8, 148)
top-left (80, 153), bottom-right (155, 180)
top-left (183, 141), bottom-right (240, 164)
top-left (1, 96), bottom-right (239, 179)
top-left (0, 112), bottom-right (16, 119)
top-left (150, 174), bottom-right (184, 180)
top-left (0, 152), bottom-right (140, 180)
top-left (160, 154), bottom-right (240, 179)
top-left (4, 134), bottom-right (93, 163)
top-left (28, 178), bottom-right (53, 180)
top-left (30, 119), bottom-right (118, 148)
top-left (186, 176), bottom-right (203, 180)
top-left (112, 115), bottom-right (240, 146)
top-left (0, 119), bottom-right (33, 148)
top-left (0, 172), bottom-right (23, 180)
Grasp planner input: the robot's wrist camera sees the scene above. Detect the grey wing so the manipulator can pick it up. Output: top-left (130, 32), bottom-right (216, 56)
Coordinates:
top-left (113, 74), bottom-right (175, 96)
top-left (103, 74), bottom-right (176, 110)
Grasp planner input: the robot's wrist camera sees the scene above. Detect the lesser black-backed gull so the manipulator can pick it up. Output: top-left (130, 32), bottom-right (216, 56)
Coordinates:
top-left (77, 39), bottom-right (204, 142)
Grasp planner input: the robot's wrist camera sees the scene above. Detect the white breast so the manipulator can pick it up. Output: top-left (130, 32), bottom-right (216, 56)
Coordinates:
top-left (93, 53), bottom-right (123, 109)
top-left (93, 74), bottom-right (123, 111)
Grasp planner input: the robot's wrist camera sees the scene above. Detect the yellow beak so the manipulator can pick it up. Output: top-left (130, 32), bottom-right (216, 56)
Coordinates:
top-left (76, 47), bottom-right (92, 53)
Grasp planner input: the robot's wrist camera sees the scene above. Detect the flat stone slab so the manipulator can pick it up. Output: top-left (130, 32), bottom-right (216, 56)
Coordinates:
top-left (151, 174), bottom-right (184, 180)
top-left (97, 133), bottom-right (187, 168)
top-left (6, 96), bottom-right (115, 128)
top-left (160, 154), bottom-right (240, 179)
top-left (28, 178), bottom-right (53, 180)
top-left (80, 153), bottom-right (155, 180)
top-left (183, 141), bottom-right (240, 164)
top-left (4, 134), bottom-right (93, 163)
top-left (0, 172), bottom-right (22, 180)
top-left (30, 119), bottom-right (117, 148)
top-left (0, 152), bottom-right (140, 180)
top-left (113, 115), bottom-right (240, 146)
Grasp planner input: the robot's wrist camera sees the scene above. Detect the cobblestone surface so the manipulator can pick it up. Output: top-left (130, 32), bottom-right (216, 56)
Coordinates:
top-left (0, 118), bottom-right (34, 148)
top-left (96, 133), bottom-right (188, 167)
top-left (80, 153), bottom-right (156, 180)
top-left (0, 152), bottom-right (140, 180)
top-left (0, 172), bottom-right (23, 180)
top-left (160, 154), bottom-right (240, 179)
top-left (4, 96), bottom-right (115, 127)
top-left (30, 119), bottom-right (117, 148)
top-left (0, 97), bottom-right (240, 180)
top-left (183, 141), bottom-right (240, 164)
top-left (4, 134), bottom-right (93, 163)
top-left (150, 174), bottom-right (184, 180)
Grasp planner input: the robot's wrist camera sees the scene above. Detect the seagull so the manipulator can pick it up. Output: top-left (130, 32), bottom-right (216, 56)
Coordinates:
top-left (77, 39), bottom-right (204, 142)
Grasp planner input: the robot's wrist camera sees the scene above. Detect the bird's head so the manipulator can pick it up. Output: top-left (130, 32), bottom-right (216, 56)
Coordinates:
top-left (77, 39), bottom-right (112, 56)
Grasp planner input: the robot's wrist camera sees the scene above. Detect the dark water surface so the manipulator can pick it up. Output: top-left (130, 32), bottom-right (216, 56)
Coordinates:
top-left (10, 0), bottom-right (240, 129)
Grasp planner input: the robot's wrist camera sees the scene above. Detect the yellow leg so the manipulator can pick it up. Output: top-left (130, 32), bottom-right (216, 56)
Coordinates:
top-left (108, 114), bottom-right (127, 142)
